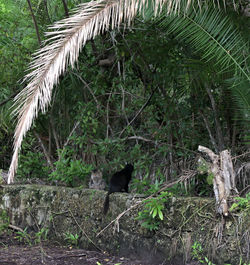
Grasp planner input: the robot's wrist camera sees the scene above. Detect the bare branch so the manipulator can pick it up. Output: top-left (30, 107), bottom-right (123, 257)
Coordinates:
top-left (27, 0), bottom-right (41, 46)
top-left (119, 88), bottom-right (155, 137)
top-left (199, 111), bottom-right (218, 153)
top-left (34, 131), bottom-right (54, 168)
top-left (0, 91), bottom-right (19, 107)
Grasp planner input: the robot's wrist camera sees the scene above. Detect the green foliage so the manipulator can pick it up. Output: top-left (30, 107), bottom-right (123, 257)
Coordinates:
top-left (34, 227), bottom-right (49, 244)
top-left (136, 192), bottom-right (172, 231)
top-left (191, 175), bottom-right (214, 196)
top-left (230, 193), bottom-right (250, 212)
top-left (191, 241), bottom-right (215, 265)
top-left (157, 3), bottom-right (249, 80)
top-left (15, 227), bottom-right (48, 245)
top-left (15, 227), bottom-right (32, 246)
top-left (192, 241), bottom-right (248, 265)
top-left (50, 148), bottom-right (93, 186)
top-left (156, 2), bottom-right (250, 138)
top-left (131, 175), bottom-right (152, 194)
top-left (64, 232), bottom-right (79, 247)
top-left (0, 0), bottom-right (38, 91)
top-left (167, 183), bottom-right (188, 196)
top-left (195, 157), bottom-right (214, 195)
top-left (17, 151), bottom-right (50, 180)
top-left (16, 134), bottom-right (49, 179)
top-left (229, 78), bottom-right (250, 143)
top-left (1, 0), bottom-right (249, 197)
top-left (197, 157), bottom-right (210, 175)
top-left (206, 173), bottom-right (214, 186)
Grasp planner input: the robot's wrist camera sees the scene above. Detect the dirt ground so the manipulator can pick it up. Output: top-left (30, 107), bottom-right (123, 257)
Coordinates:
top-left (0, 230), bottom-right (159, 265)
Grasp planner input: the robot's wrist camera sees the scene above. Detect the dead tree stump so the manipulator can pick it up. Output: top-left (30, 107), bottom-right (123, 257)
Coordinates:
top-left (198, 146), bottom-right (238, 216)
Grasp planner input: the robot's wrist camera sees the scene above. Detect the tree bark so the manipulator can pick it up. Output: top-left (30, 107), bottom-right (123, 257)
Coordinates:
top-left (220, 150), bottom-right (238, 195)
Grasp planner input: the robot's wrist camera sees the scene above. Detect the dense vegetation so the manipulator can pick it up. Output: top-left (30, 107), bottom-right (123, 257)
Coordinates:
top-left (0, 0), bottom-right (249, 196)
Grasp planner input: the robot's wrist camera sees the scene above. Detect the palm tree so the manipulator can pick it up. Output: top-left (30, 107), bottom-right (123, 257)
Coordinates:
top-left (7, 0), bottom-right (249, 183)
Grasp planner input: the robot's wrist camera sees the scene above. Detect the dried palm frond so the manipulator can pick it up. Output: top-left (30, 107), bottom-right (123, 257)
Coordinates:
top-left (7, 0), bottom-right (222, 184)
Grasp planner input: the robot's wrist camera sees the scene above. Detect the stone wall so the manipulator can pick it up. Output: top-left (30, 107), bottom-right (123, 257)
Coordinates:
top-left (0, 184), bottom-right (249, 264)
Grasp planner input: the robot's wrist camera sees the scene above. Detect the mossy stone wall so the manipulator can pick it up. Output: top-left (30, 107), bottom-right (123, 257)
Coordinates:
top-left (0, 185), bottom-right (249, 264)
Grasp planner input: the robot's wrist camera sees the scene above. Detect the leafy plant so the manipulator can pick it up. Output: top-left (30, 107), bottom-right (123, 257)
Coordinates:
top-left (131, 173), bottom-right (152, 194)
top-left (136, 191), bottom-right (172, 231)
top-left (14, 226), bottom-right (49, 245)
top-left (15, 227), bottom-right (32, 246)
top-left (167, 182), bottom-right (188, 196)
top-left (191, 241), bottom-right (215, 265)
top-left (64, 232), bottom-right (79, 247)
top-left (34, 227), bottom-right (49, 244)
top-left (17, 150), bottom-right (50, 180)
top-left (224, 258), bottom-right (248, 265)
top-left (147, 179), bottom-right (164, 195)
top-left (230, 193), bottom-right (250, 212)
top-left (49, 148), bottom-right (93, 186)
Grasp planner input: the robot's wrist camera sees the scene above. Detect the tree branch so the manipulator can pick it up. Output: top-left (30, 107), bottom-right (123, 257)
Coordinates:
top-left (119, 88), bottom-right (156, 137)
top-left (34, 131), bottom-right (54, 168)
top-left (27, 0), bottom-right (41, 46)
top-left (0, 91), bottom-right (19, 107)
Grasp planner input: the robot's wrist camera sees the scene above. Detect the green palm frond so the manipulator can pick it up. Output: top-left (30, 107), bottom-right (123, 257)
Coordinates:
top-left (230, 78), bottom-right (250, 122)
top-left (157, 4), bottom-right (249, 80)
top-left (156, 4), bottom-right (250, 142)
top-left (233, 79), bottom-right (250, 143)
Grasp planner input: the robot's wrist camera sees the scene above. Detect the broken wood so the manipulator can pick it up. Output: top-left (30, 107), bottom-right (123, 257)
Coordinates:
top-left (198, 145), bottom-right (238, 216)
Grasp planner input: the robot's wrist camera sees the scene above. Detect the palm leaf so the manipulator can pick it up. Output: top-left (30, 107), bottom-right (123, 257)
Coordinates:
top-left (230, 78), bottom-right (250, 143)
top-left (156, 4), bottom-right (249, 142)
top-left (156, 3), bottom-right (249, 80)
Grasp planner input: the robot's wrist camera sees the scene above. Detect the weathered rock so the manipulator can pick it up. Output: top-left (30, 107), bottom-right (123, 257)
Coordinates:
top-left (0, 185), bottom-right (249, 264)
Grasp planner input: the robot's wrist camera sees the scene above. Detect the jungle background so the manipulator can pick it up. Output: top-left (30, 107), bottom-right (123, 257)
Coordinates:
top-left (0, 0), bottom-right (249, 197)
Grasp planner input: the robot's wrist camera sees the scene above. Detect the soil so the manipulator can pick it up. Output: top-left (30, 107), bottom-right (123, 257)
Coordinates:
top-left (0, 230), bottom-right (154, 265)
